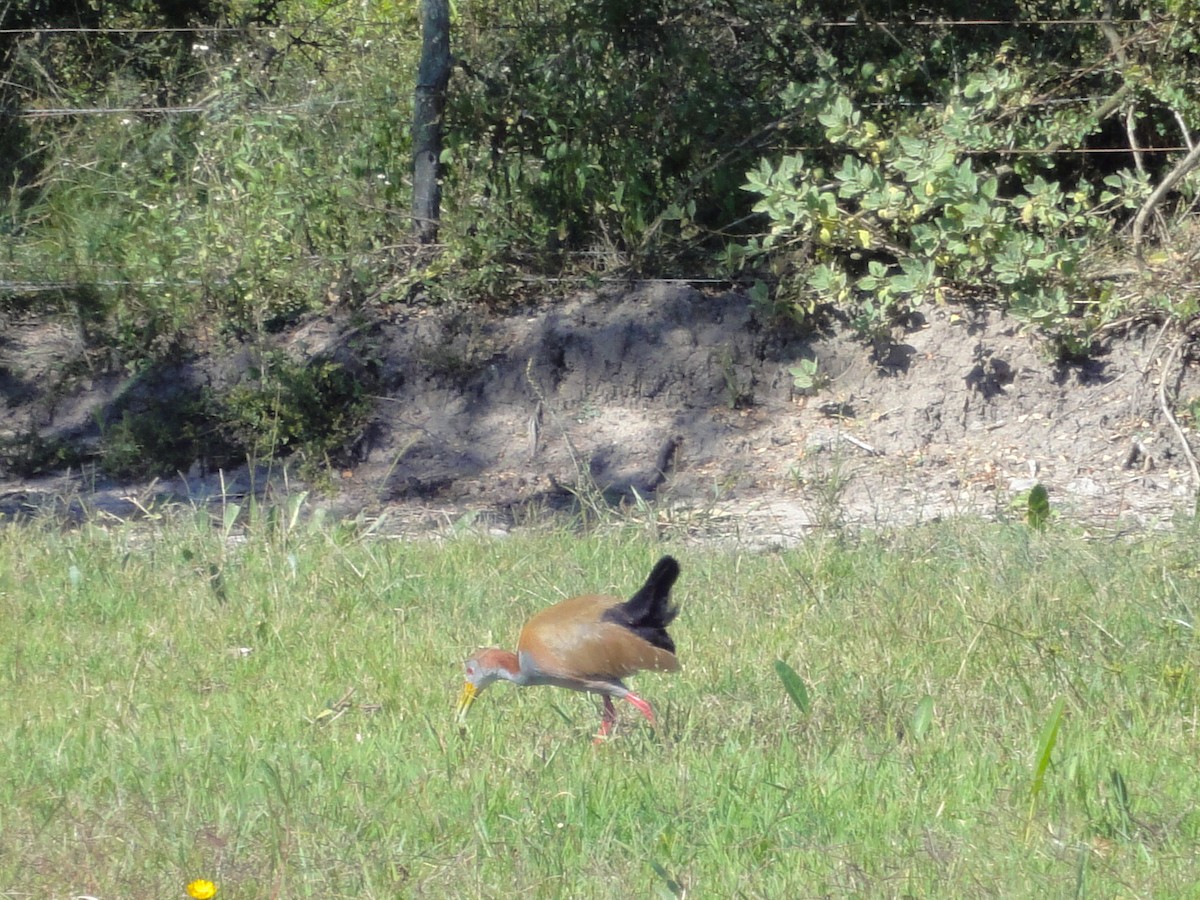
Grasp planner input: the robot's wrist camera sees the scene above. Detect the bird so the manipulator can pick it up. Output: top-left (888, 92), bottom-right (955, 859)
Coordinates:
top-left (456, 556), bottom-right (682, 741)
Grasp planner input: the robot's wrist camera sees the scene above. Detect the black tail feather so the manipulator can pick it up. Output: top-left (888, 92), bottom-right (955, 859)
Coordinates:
top-left (602, 556), bottom-right (681, 653)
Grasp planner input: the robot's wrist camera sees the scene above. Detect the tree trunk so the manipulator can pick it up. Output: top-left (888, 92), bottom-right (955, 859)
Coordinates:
top-left (412, 0), bottom-right (451, 245)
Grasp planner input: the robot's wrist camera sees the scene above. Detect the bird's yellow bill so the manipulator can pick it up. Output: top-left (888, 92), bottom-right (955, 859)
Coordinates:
top-left (456, 682), bottom-right (477, 721)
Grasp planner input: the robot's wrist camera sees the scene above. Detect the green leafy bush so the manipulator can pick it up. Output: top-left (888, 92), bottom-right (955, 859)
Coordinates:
top-left (743, 72), bottom-right (1154, 346)
top-left (443, 0), bottom-right (800, 266)
top-left (6, 11), bottom-right (415, 360)
top-left (0, 429), bottom-right (87, 479)
top-left (5, 0), bottom-right (1200, 386)
top-left (221, 354), bottom-right (372, 467)
top-left (96, 391), bottom-right (240, 480)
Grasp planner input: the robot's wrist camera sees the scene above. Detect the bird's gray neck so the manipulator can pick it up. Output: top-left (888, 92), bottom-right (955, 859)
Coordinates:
top-left (515, 650), bottom-right (550, 687)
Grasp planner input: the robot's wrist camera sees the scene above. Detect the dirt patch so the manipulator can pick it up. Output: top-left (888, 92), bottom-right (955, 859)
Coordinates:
top-left (2, 284), bottom-right (1198, 540)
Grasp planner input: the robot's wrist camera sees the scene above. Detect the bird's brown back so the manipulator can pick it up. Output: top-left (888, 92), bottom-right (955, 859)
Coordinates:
top-left (517, 594), bottom-right (680, 681)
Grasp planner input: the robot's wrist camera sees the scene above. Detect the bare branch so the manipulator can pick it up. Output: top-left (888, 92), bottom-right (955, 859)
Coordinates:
top-left (1132, 141), bottom-right (1200, 266)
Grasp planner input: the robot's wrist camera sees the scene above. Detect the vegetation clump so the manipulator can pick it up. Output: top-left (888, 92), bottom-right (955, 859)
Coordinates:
top-left (221, 353), bottom-right (374, 470)
top-left (2, 0), bottom-right (1198, 475)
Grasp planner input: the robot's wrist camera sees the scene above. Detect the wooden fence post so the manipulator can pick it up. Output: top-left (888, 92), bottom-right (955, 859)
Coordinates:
top-left (412, 0), bottom-right (450, 244)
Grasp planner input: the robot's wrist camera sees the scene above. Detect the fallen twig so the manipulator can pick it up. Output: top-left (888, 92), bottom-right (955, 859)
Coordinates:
top-left (840, 432), bottom-right (883, 456)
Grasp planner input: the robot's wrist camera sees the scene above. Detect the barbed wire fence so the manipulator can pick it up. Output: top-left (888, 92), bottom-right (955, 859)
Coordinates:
top-left (0, 11), bottom-right (1195, 295)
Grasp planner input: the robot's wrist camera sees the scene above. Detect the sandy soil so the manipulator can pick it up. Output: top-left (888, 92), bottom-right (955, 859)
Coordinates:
top-left (3, 284), bottom-right (1199, 543)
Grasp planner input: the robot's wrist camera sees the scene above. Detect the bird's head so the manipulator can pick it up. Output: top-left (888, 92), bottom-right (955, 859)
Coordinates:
top-left (456, 649), bottom-right (515, 721)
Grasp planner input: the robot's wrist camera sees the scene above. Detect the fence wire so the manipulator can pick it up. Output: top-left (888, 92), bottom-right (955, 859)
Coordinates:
top-left (0, 10), bottom-right (1189, 293)
top-left (0, 17), bottom-right (1152, 36)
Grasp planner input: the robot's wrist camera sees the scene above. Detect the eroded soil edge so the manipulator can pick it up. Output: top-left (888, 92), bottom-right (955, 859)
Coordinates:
top-left (3, 284), bottom-right (1198, 541)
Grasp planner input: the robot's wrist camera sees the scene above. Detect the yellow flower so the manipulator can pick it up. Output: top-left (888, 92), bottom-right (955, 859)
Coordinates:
top-left (187, 879), bottom-right (217, 899)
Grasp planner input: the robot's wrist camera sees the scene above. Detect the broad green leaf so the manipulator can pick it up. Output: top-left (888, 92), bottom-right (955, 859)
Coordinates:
top-left (911, 694), bottom-right (935, 741)
top-left (1031, 696), bottom-right (1066, 802)
top-left (775, 660), bottom-right (811, 715)
top-left (1026, 695), bottom-right (1066, 841)
top-left (650, 861), bottom-right (685, 898)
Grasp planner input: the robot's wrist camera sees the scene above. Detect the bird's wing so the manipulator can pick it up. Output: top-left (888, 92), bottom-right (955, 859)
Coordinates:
top-left (519, 594), bottom-right (679, 681)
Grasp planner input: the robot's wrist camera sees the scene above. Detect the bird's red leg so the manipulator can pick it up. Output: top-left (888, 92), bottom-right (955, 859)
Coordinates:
top-left (595, 695), bottom-right (618, 743)
top-left (623, 691), bottom-right (656, 726)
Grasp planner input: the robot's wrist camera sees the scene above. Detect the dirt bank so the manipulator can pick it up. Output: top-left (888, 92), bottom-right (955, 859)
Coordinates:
top-left (3, 284), bottom-right (1198, 541)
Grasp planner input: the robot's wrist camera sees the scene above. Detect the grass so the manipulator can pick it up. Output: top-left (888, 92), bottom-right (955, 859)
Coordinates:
top-left (1, 508), bottom-right (1198, 898)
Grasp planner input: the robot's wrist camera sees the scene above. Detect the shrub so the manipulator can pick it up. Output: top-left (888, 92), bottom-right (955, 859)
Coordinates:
top-left (220, 353), bottom-right (373, 467)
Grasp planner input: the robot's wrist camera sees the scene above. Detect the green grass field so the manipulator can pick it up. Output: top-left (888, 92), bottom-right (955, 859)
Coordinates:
top-left (1, 506), bottom-right (1198, 898)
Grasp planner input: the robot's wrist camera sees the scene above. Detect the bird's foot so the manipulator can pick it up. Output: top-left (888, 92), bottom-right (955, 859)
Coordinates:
top-left (624, 691), bottom-right (656, 726)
